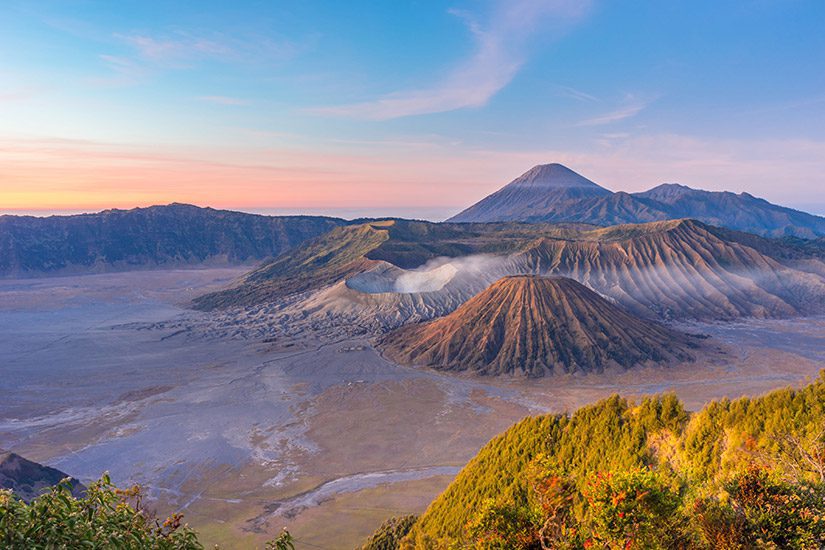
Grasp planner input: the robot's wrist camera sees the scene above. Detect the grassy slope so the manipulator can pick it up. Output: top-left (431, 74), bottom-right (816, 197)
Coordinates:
top-left (401, 372), bottom-right (825, 546)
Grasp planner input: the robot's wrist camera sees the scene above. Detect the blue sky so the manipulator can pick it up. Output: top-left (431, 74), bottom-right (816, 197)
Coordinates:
top-left (1, 0), bottom-right (824, 218)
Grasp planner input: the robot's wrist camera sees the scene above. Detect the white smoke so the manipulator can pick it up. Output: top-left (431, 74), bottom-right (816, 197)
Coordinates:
top-left (393, 254), bottom-right (510, 293)
top-left (393, 262), bottom-right (458, 293)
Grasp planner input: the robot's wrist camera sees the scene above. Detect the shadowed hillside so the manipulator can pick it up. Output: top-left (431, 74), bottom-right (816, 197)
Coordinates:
top-left (0, 452), bottom-right (84, 502)
top-left (0, 204), bottom-right (346, 277)
top-left (379, 276), bottom-right (698, 375)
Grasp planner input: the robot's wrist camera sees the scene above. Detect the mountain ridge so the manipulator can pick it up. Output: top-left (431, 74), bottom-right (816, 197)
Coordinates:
top-left (448, 164), bottom-right (825, 238)
top-left (0, 204), bottom-right (347, 277)
top-left (194, 218), bottom-right (825, 323)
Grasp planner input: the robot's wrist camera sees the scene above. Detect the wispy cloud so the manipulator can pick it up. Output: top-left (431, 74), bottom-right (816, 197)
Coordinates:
top-left (311, 0), bottom-right (592, 120)
top-left (91, 31), bottom-right (309, 86)
top-left (92, 54), bottom-right (148, 86)
top-left (116, 34), bottom-right (232, 63)
top-left (115, 31), bottom-right (308, 66)
top-left (197, 95), bottom-right (249, 106)
top-left (576, 94), bottom-right (654, 126)
top-left (554, 84), bottom-right (599, 102)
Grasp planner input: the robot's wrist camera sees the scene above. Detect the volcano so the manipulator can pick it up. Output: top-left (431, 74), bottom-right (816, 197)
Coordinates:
top-left (448, 164), bottom-right (613, 223)
top-left (379, 275), bottom-right (698, 376)
top-left (448, 163), bottom-right (825, 238)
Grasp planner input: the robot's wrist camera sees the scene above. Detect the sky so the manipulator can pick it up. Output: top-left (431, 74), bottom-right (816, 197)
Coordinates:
top-left (1, 0), bottom-right (824, 219)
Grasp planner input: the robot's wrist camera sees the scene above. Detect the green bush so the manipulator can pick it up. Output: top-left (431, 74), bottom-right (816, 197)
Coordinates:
top-left (0, 474), bottom-right (297, 550)
top-left (465, 499), bottom-right (542, 549)
top-left (580, 467), bottom-right (690, 549)
top-left (0, 474), bottom-right (201, 549)
top-left (360, 516), bottom-right (417, 550)
top-left (695, 466), bottom-right (825, 549)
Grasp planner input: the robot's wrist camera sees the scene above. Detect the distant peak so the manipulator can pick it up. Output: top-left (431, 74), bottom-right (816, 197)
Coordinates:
top-left (634, 182), bottom-right (699, 202)
top-left (445, 163), bottom-right (610, 222)
top-left (527, 162), bottom-right (571, 173)
top-left (164, 202), bottom-right (202, 210)
top-left (508, 163), bottom-right (607, 191)
top-left (652, 183), bottom-right (691, 190)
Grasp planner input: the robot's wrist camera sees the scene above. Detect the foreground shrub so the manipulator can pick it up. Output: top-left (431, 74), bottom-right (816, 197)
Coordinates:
top-left (581, 467), bottom-right (690, 549)
top-left (401, 373), bottom-right (825, 548)
top-left (465, 499), bottom-right (542, 549)
top-left (0, 474), bottom-right (200, 549)
top-left (360, 515), bottom-right (418, 550)
top-left (0, 474), bottom-right (297, 550)
top-left (695, 466), bottom-right (825, 549)
top-left (461, 465), bottom-right (692, 550)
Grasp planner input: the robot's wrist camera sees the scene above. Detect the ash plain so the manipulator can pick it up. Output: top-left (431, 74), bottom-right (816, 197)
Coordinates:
top-left (0, 268), bottom-right (823, 548)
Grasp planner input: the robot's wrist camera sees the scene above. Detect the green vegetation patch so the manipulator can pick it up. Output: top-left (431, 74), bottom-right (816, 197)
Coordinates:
top-left (394, 372), bottom-right (825, 549)
top-left (0, 474), bottom-right (296, 550)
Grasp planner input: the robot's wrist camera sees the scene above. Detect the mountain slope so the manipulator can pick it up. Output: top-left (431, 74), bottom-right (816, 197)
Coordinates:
top-left (195, 219), bottom-right (825, 323)
top-left (379, 276), bottom-right (696, 375)
top-left (634, 183), bottom-right (825, 238)
top-left (448, 164), bottom-right (825, 238)
top-left (513, 219), bottom-right (825, 320)
top-left (448, 164), bottom-right (613, 223)
top-left (192, 220), bottom-right (567, 310)
top-left (0, 452), bottom-right (85, 502)
top-left (193, 221), bottom-right (392, 309)
top-left (0, 204), bottom-right (346, 277)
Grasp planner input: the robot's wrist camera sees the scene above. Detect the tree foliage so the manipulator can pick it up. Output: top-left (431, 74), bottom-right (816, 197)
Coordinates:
top-left (695, 466), bottom-right (825, 549)
top-left (396, 372), bottom-right (825, 549)
top-left (360, 515), bottom-right (418, 550)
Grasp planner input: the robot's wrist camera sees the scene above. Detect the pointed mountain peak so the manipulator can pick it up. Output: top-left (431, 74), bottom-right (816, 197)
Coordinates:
top-left (446, 164), bottom-right (610, 222)
top-left (508, 163), bottom-right (607, 191)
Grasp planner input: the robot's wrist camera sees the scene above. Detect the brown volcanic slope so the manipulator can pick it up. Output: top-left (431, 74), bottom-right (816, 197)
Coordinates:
top-left (513, 219), bottom-right (825, 320)
top-left (192, 219), bottom-right (574, 310)
top-left (379, 276), bottom-right (698, 376)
